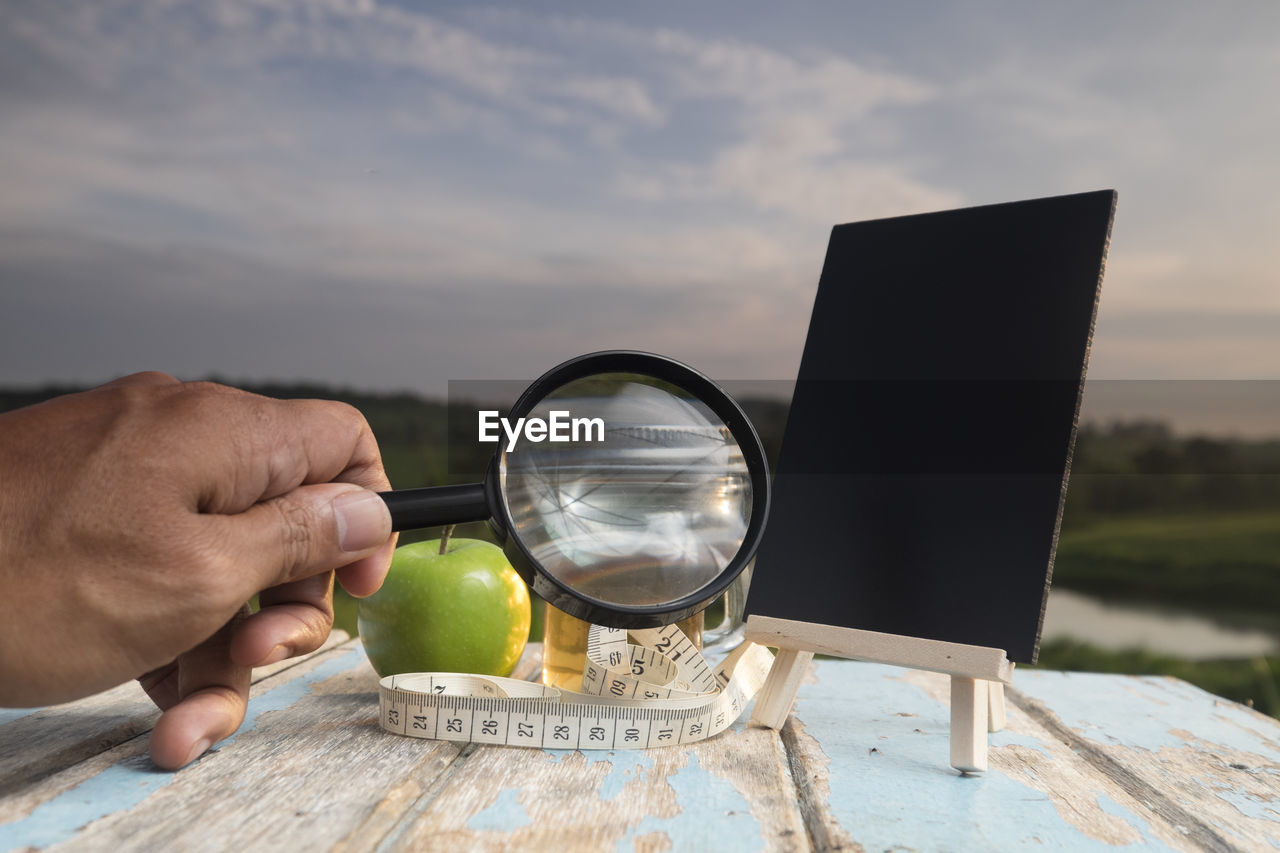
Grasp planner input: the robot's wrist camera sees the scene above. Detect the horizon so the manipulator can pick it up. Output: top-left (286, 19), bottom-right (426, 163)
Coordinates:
top-left (3, 377), bottom-right (1278, 441)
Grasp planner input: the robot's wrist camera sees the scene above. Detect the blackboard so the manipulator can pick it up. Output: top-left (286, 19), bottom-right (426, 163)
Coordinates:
top-left (745, 190), bottom-right (1116, 663)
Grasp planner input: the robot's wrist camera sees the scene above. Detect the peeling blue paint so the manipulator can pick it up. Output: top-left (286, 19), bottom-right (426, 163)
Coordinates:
top-left (0, 754), bottom-right (173, 852)
top-left (1210, 784), bottom-right (1280, 826)
top-left (1014, 670), bottom-right (1280, 761)
top-left (799, 659), bottom-right (1180, 851)
top-left (990, 727), bottom-right (1052, 758)
top-left (547, 748), bottom-right (655, 803)
top-left (219, 649), bottom-right (363, 748)
top-left (612, 753), bottom-right (761, 853)
top-left (1096, 794), bottom-right (1171, 846)
top-left (466, 787), bottom-right (532, 831)
top-left (0, 649), bottom-right (361, 852)
top-left (0, 707), bottom-right (39, 725)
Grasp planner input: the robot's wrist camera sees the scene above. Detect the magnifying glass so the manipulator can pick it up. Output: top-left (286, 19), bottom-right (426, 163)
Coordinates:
top-left (379, 351), bottom-right (770, 630)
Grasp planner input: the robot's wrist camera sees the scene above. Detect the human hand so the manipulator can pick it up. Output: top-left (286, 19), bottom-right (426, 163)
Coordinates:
top-left (0, 372), bottom-right (396, 768)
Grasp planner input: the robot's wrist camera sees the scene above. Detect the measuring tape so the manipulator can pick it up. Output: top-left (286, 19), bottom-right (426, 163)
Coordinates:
top-left (377, 623), bottom-right (774, 750)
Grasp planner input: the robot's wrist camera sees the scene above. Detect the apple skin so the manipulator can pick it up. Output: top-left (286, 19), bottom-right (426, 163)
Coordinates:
top-left (358, 538), bottom-right (531, 678)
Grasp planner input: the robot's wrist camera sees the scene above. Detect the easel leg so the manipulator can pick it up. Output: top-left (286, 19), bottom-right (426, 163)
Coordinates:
top-left (950, 675), bottom-right (988, 774)
top-left (749, 649), bottom-right (814, 730)
top-left (987, 680), bottom-right (1006, 733)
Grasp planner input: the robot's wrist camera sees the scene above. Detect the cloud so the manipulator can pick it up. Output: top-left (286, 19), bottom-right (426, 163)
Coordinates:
top-left (651, 28), bottom-right (932, 116)
top-left (428, 11), bottom-right (961, 222)
top-left (1096, 248), bottom-right (1191, 311)
top-left (2, 1), bottom-right (1278, 391)
top-left (1, 1), bottom-right (952, 296)
top-left (0, 227), bottom-right (812, 393)
top-left (705, 140), bottom-right (963, 224)
top-left (618, 26), bottom-right (961, 222)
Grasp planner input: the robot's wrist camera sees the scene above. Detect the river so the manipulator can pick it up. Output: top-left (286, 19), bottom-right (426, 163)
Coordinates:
top-left (1041, 588), bottom-right (1278, 660)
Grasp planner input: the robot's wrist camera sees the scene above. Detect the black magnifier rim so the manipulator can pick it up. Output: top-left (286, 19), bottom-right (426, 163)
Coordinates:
top-left (493, 349), bottom-right (771, 629)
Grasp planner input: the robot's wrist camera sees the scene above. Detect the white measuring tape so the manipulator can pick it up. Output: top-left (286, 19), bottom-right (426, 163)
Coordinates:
top-left (377, 623), bottom-right (774, 749)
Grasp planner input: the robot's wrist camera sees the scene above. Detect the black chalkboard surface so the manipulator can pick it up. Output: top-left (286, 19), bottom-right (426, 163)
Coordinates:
top-left (745, 190), bottom-right (1116, 663)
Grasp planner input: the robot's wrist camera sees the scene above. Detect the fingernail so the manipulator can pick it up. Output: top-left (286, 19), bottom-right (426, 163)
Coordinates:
top-left (334, 490), bottom-right (391, 553)
top-left (184, 737), bottom-right (213, 767)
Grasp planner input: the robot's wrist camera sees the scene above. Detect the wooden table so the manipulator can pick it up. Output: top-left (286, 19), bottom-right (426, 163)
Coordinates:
top-left (3, 634), bottom-right (1279, 851)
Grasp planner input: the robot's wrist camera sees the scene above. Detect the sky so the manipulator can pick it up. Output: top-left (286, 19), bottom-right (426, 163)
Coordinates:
top-left (1, 1), bottom-right (1278, 422)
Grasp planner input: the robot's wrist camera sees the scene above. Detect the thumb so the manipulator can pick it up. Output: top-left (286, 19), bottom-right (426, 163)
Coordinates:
top-left (208, 483), bottom-right (393, 590)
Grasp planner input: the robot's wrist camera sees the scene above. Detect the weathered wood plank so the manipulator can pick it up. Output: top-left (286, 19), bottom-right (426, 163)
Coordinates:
top-left (0, 630), bottom-right (351, 799)
top-left (366, 723), bottom-right (807, 852)
top-left (0, 638), bottom-right (463, 851)
top-left (1010, 669), bottom-right (1280, 852)
top-left (784, 659), bottom-right (1221, 851)
top-left (2, 639), bottom-right (803, 853)
top-left (0, 682), bottom-right (158, 801)
top-left (338, 644), bottom-right (806, 851)
top-left (8, 639), bottom-right (1280, 853)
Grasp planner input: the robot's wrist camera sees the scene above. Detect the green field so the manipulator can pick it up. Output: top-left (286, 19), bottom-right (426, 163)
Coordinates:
top-left (1040, 509), bottom-right (1280, 715)
top-left (1053, 509), bottom-right (1280, 616)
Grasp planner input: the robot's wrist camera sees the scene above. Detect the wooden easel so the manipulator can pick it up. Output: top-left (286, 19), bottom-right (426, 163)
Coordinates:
top-left (744, 614), bottom-right (1014, 774)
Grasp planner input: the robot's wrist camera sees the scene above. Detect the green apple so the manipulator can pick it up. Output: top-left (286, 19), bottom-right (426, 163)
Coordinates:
top-left (358, 534), bottom-right (531, 678)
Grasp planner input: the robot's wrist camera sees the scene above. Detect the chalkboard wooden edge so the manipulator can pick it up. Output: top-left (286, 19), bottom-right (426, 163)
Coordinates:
top-left (1034, 188), bottom-right (1119, 663)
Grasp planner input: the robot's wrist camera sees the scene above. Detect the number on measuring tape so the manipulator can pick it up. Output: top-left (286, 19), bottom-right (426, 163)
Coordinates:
top-left (377, 623), bottom-right (774, 749)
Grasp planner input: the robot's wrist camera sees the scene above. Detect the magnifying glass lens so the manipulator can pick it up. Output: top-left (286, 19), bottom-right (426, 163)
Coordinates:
top-left (500, 374), bottom-right (753, 609)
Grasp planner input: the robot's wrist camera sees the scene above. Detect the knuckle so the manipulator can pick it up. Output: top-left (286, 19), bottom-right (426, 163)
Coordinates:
top-left (282, 605), bottom-right (335, 653)
top-left (123, 370), bottom-right (181, 386)
top-left (298, 600), bottom-right (335, 634)
top-left (195, 684), bottom-right (250, 732)
top-left (301, 397), bottom-right (367, 431)
top-left (182, 382), bottom-right (254, 425)
top-left (305, 398), bottom-right (372, 440)
top-left (173, 381), bottom-right (270, 429)
top-left (271, 496), bottom-right (323, 578)
top-left (321, 401), bottom-right (389, 486)
top-left (181, 378), bottom-right (236, 396)
top-left (328, 399), bottom-right (365, 425)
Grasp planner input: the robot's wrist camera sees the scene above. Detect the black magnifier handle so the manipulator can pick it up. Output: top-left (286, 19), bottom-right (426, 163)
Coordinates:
top-left (378, 483), bottom-right (490, 532)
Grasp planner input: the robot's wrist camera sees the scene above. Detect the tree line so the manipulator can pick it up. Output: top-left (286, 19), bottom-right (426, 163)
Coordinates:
top-left (3, 383), bottom-right (1276, 520)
